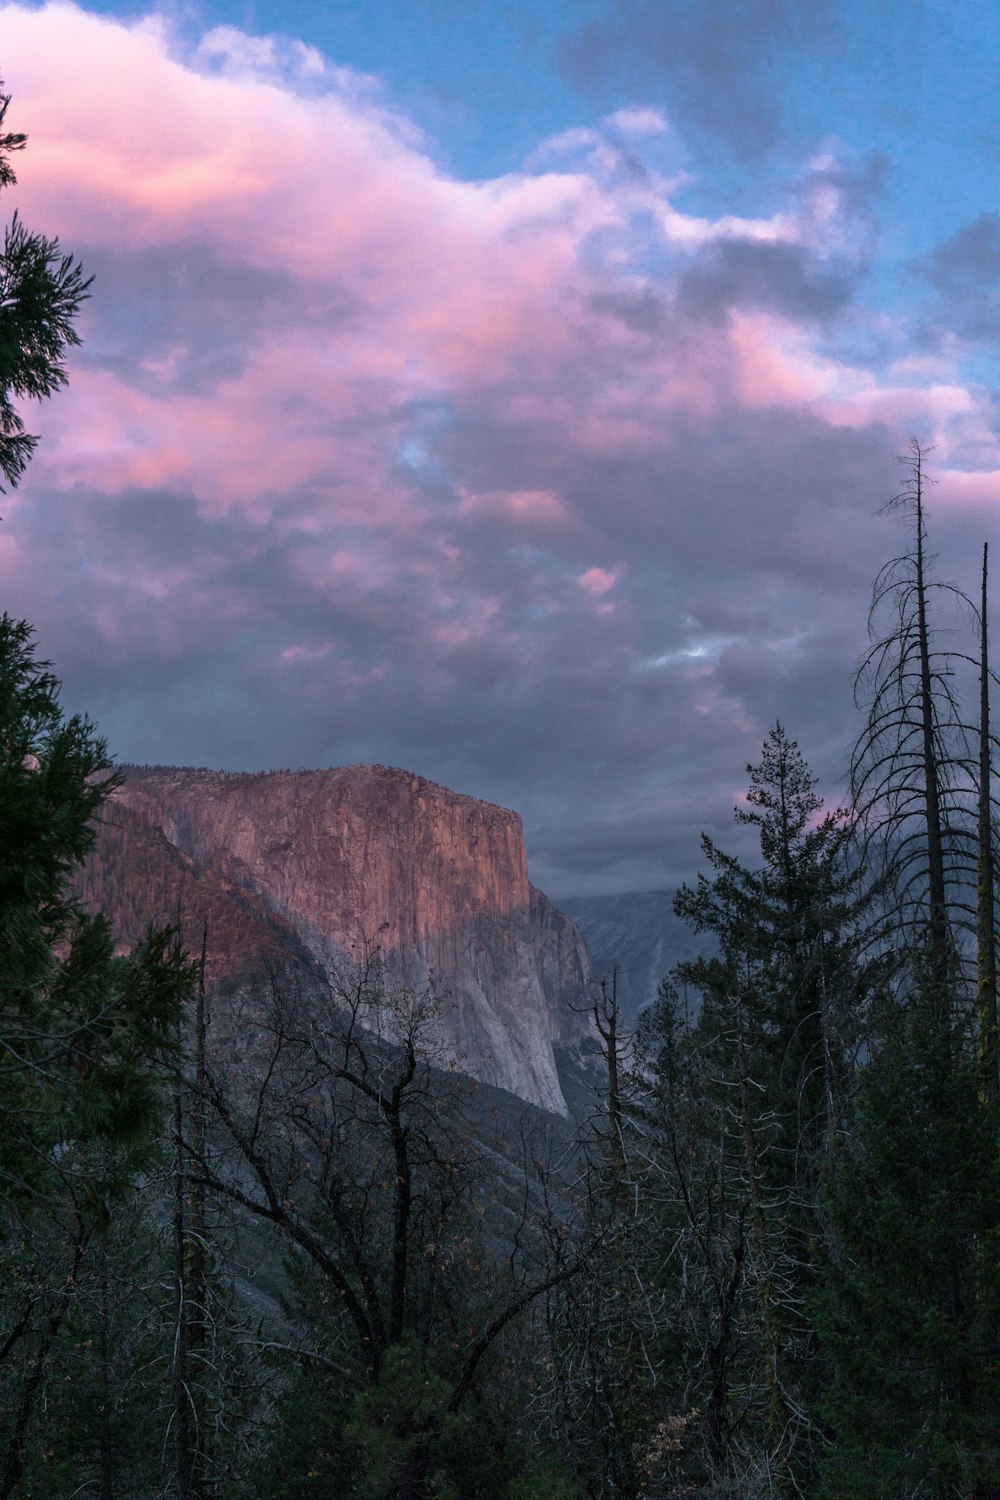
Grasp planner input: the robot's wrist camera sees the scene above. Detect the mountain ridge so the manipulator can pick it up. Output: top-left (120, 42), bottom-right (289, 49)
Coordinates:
top-left (556, 888), bottom-right (707, 1027)
top-left (80, 763), bottom-right (597, 1114)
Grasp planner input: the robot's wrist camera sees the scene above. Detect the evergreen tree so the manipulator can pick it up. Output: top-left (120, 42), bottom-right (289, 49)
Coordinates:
top-left (675, 724), bottom-right (867, 1264)
top-left (817, 449), bottom-right (1000, 1500)
top-left (816, 961), bottom-right (1000, 1499)
top-left (0, 81), bottom-right (92, 490)
top-left (641, 726), bottom-right (871, 1495)
top-left (0, 617), bottom-right (195, 1494)
top-left (0, 615), bottom-right (192, 1212)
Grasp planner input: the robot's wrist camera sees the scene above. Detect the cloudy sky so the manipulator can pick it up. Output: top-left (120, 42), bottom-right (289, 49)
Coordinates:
top-left (2, 0), bottom-right (999, 896)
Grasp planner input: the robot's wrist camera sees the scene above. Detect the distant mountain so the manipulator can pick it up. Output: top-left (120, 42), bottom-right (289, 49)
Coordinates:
top-left (79, 765), bottom-right (597, 1115)
top-left (555, 890), bottom-right (709, 1028)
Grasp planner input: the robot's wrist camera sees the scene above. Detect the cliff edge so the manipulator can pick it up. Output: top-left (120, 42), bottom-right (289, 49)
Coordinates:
top-left (81, 764), bottom-right (595, 1114)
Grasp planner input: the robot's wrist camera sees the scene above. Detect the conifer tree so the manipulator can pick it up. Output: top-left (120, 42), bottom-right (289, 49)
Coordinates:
top-left (818, 449), bottom-right (1000, 1500)
top-left (0, 81), bottom-right (92, 490)
top-left (675, 725), bottom-right (866, 1248)
top-left (0, 616), bottom-right (196, 1493)
top-left (816, 960), bottom-right (1000, 1499)
top-left (0, 616), bottom-right (192, 1211)
top-left (642, 726), bottom-right (871, 1495)
top-left (0, 81), bottom-right (197, 1487)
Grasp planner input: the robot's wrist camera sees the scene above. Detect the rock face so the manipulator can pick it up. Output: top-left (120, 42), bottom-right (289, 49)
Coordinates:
top-left (80, 765), bottom-right (595, 1114)
top-left (556, 890), bottom-right (705, 1027)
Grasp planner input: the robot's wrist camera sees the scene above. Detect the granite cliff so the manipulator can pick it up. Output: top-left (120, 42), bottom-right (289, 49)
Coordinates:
top-left (80, 765), bottom-right (596, 1114)
top-left (556, 890), bottom-right (708, 1027)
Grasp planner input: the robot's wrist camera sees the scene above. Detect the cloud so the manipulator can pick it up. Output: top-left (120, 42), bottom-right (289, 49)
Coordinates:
top-left (556, 0), bottom-right (840, 160)
top-left (914, 212), bottom-right (1000, 344)
top-left (578, 566), bottom-right (622, 597)
top-left (1, 2), bottom-right (996, 895)
top-left (606, 106), bottom-right (669, 138)
top-left (677, 240), bottom-right (854, 323)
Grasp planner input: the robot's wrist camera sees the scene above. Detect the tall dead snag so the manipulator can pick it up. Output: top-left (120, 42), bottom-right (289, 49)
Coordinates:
top-left (172, 1045), bottom-right (198, 1500)
top-left (851, 438), bottom-right (975, 983)
top-left (171, 932), bottom-right (210, 1500)
top-left (733, 990), bottom-right (786, 1472)
top-left (977, 543), bottom-right (999, 1103)
top-left (593, 969), bottom-right (627, 1185)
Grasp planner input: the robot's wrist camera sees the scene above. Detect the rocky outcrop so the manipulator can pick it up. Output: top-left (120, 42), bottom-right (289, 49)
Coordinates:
top-left (81, 765), bottom-right (595, 1114)
top-left (556, 889), bottom-right (705, 1026)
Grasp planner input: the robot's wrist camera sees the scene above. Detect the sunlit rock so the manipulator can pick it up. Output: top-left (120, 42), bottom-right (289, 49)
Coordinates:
top-left (81, 764), bottom-right (596, 1114)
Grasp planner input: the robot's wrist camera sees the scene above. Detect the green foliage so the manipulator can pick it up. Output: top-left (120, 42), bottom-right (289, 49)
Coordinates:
top-left (0, 617), bottom-right (199, 1494)
top-left (505, 1461), bottom-right (580, 1500)
top-left (816, 962), bottom-right (1000, 1498)
top-left (683, 731), bottom-right (865, 1143)
top-left (4, 1209), bottom-right (166, 1498)
top-left (0, 84), bottom-right (91, 490)
top-left (0, 615), bottom-right (194, 1214)
top-left (0, 614), bottom-right (112, 949)
top-left (250, 1335), bottom-right (568, 1500)
top-left (243, 1367), bottom-right (358, 1500)
top-left (346, 1337), bottom-right (468, 1499)
top-left (637, 726), bottom-right (873, 1495)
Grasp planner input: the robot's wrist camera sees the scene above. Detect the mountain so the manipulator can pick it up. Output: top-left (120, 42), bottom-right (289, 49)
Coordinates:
top-left (555, 890), bottom-right (708, 1028)
top-left (79, 764), bottom-right (596, 1115)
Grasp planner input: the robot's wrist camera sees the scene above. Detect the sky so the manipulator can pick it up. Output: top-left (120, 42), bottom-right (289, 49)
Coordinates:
top-left (2, 0), bottom-right (999, 897)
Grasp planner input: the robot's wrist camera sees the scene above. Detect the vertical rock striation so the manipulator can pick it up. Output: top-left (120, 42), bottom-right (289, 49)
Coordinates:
top-left (84, 765), bottom-right (595, 1114)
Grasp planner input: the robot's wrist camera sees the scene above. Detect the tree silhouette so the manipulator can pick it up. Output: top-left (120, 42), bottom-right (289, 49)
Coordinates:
top-left (851, 438), bottom-right (976, 979)
top-left (0, 82), bottom-right (92, 491)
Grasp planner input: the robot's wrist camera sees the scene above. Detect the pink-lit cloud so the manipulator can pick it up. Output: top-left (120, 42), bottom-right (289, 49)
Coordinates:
top-left (578, 566), bottom-right (622, 597)
top-left (3, 2), bottom-right (999, 893)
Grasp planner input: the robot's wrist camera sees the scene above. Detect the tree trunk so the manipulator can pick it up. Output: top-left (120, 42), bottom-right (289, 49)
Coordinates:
top-left (98, 1248), bottom-right (115, 1500)
top-left (172, 1057), bottom-right (196, 1500)
top-left (0, 1226), bottom-right (85, 1500)
top-left (735, 992), bottom-right (787, 1480)
top-left (913, 444), bottom-right (950, 978)
top-left (977, 543), bottom-right (998, 1103)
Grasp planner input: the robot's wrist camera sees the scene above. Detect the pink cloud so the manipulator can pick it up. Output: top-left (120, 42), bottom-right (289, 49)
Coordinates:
top-left (1, 0), bottom-right (998, 892)
top-left (457, 489), bottom-right (571, 534)
top-left (3, 0), bottom-right (965, 543)
top-left (280, 641), bottom-right (334, 664)
top-left (578, 566), bottom-right (622, 597)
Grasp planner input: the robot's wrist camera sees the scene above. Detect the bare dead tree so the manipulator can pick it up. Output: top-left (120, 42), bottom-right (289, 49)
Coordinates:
top-left (171, 937), bottom-right (211, 1500)
top-left (536, 972), bottom-right (689, 1499)
top-left (0, 1197), bottom-right (89, 1499)
top-left (186, 940), bottom-right (590, 1498)
top-left (851, 439), bottom-right (978, 983)
top-left (977, 543), bottom-right (1000, 1103)
top-left (592, 970), bottom-right (628, 1185)
top-left (851, 438), bottom-right (983, 1008)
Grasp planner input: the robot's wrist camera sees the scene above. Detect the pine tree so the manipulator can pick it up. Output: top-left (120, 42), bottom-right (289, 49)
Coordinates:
top-left (0, 81), bottom-right (92, 490)
top-left (816, 961), bottom-right (1000, 1499)
top-left (642, 726), bottom-right (871, 1495)
top-left (0, 78), bottom-right (190, 1211)
top-left (817, 449), bottom-right (1000, 1500)
top-left (675, 725), bottom-right (867, 1255)
top-left (0, 617), bottom-right (195, 1493)
top-left (0, 616), bottom-right (192, 1211)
